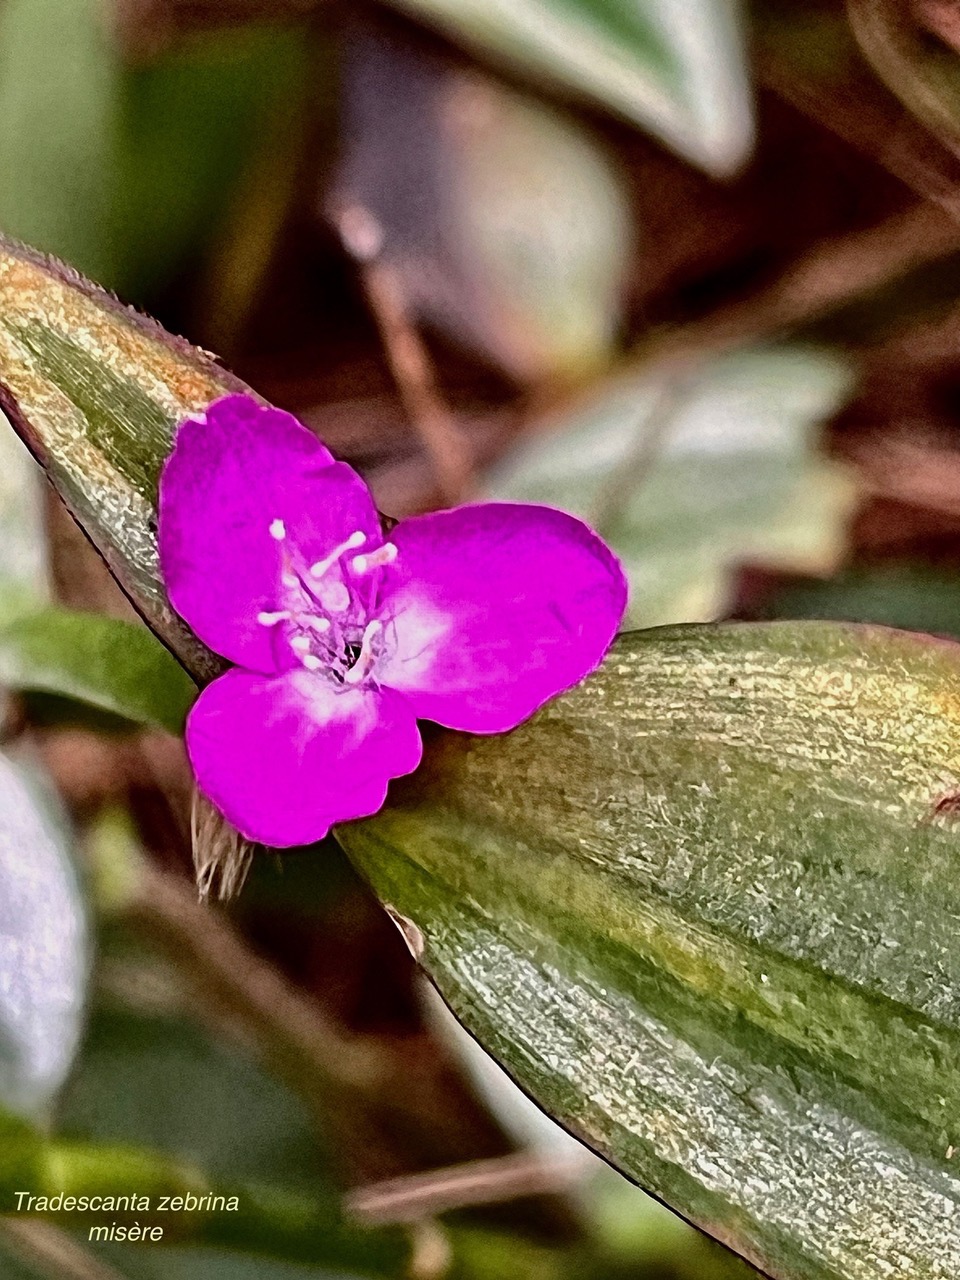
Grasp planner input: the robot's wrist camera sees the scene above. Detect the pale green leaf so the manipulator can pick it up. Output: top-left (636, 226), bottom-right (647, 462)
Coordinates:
top-left (0, 755), bottom-right (87, 1118)
top-left (449, 75), bottom-right (633, 380)
top-left (386, 0), bottom-right (754, 174)
top-left (486, 346), bottom-right (857, 626)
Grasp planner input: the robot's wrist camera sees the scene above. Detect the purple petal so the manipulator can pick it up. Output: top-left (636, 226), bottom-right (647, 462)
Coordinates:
top-left (377, 503), bottom-right (627, 733)
top-left (186, 668), bottom-right (423, 847)
top-left (159, 395), bottom-right (380, 672)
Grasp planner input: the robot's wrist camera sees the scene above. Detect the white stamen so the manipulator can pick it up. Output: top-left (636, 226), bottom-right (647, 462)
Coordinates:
top-left (269, 519), bottom-right (286, 541)
top-left (291, 636), bottom-right (311, 653)
top-left (318, 581), bottom-right (351, 614)
top-left (281, 572), bottom-right (300, 589)
top-left (302, 654), bottom-right (323, 671)
top-left (301, 615), bottom-right (332, 634)
top-left (309, 530), bottom-right (366, 580)
top-left (344, 619), bottom-right (383, 685)
top-left (352, 542), bottom-right (397, 575)
top-left (257, 610), bottom-right (291, 626)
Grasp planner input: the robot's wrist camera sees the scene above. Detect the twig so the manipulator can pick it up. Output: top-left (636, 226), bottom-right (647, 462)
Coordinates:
top-left (847, 0), bottom-right (960, 158)
top-left (587, 202), bottom-right (958, 415)
top-left (336, 205), bottom-right (472, 507)
top-left (176, 0), bottom-right (316, 9)
top-left (111, 859), bottom-right (577, 1229)
top-left (518, 200), bottom-right (960, 467)
top-left (0, 1220), bottom-right (128, 1280)
top-left (345, 1151), bottom-right (584, 1226)
top-left (652, 200), bottom-right (960, 360)
top-left (759, 47), bottom-right (960, 219)
top-left (917, 0), bottom-right (960, 53)
top-left (366, 198), bottom-right (960, 515)
top-left (846, 435), bottom-right (960, 517)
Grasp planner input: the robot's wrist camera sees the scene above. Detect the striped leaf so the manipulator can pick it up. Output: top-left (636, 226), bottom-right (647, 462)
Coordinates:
top-left (339, 622), bottom-right (960, 1280)
top-left (0, 236), bottom-right (237, 681)
top-left (386, 0), bottom-right (754, 175)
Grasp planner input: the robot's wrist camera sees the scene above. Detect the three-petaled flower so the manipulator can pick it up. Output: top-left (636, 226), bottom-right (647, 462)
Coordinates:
top-left (159, 394), bottom-right (627, 847)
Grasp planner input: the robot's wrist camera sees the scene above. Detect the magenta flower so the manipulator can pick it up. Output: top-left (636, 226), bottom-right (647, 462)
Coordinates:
top-left (158, 395), bottom-right (627, 847)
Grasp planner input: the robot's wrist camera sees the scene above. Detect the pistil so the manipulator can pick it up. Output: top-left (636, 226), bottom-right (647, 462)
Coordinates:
top-left (344, 620), bottom-right (383, 685)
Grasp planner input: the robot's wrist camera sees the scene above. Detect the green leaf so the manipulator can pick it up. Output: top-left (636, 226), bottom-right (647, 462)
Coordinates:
top-left (0, 1117), bottom-right (389, 1277)
top-left (487, 346), bottom-right (857, 627)
top-left (0, 1113), bottom-right (390, 1276)
top-left (747, 565), bottom-right (960, 638)
top-left (0, 236), bottom-right (240, 683)
top-left (0, 0), bottom-right (122, 287)
top-left (0, 609), bottom-right (196, 733)
top-left (586, 1169), bottom-right (755, 1279)
top-left (0, 754), bottom-right (88, 1118)
top-left (338, 622), bottom-right (960, 1280)
top-left (452, 81), bottom-right (631, 381)
top-left (384, 0), bottom-right (754, 174)
top-left (0, 1110), bottom-right (47, 1193)
top-left (0, 0), bottom-right (310, 301)
top-left (116, 24), bottom-right (311, 302)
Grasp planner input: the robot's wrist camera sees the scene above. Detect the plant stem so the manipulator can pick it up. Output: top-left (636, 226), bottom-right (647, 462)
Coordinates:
top-left (336, 204), bottom-right (472, 507)
top-left (346, 1151), bottom-right (584, 1226)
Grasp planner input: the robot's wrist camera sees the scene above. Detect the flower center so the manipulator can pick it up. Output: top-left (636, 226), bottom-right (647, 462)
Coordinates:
top-left (257, 519), bottom-right (397, 686)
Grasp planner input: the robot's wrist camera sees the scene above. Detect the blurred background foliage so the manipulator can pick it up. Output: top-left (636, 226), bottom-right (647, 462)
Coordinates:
top-left (1, 0), bottom-right (960, 1276)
